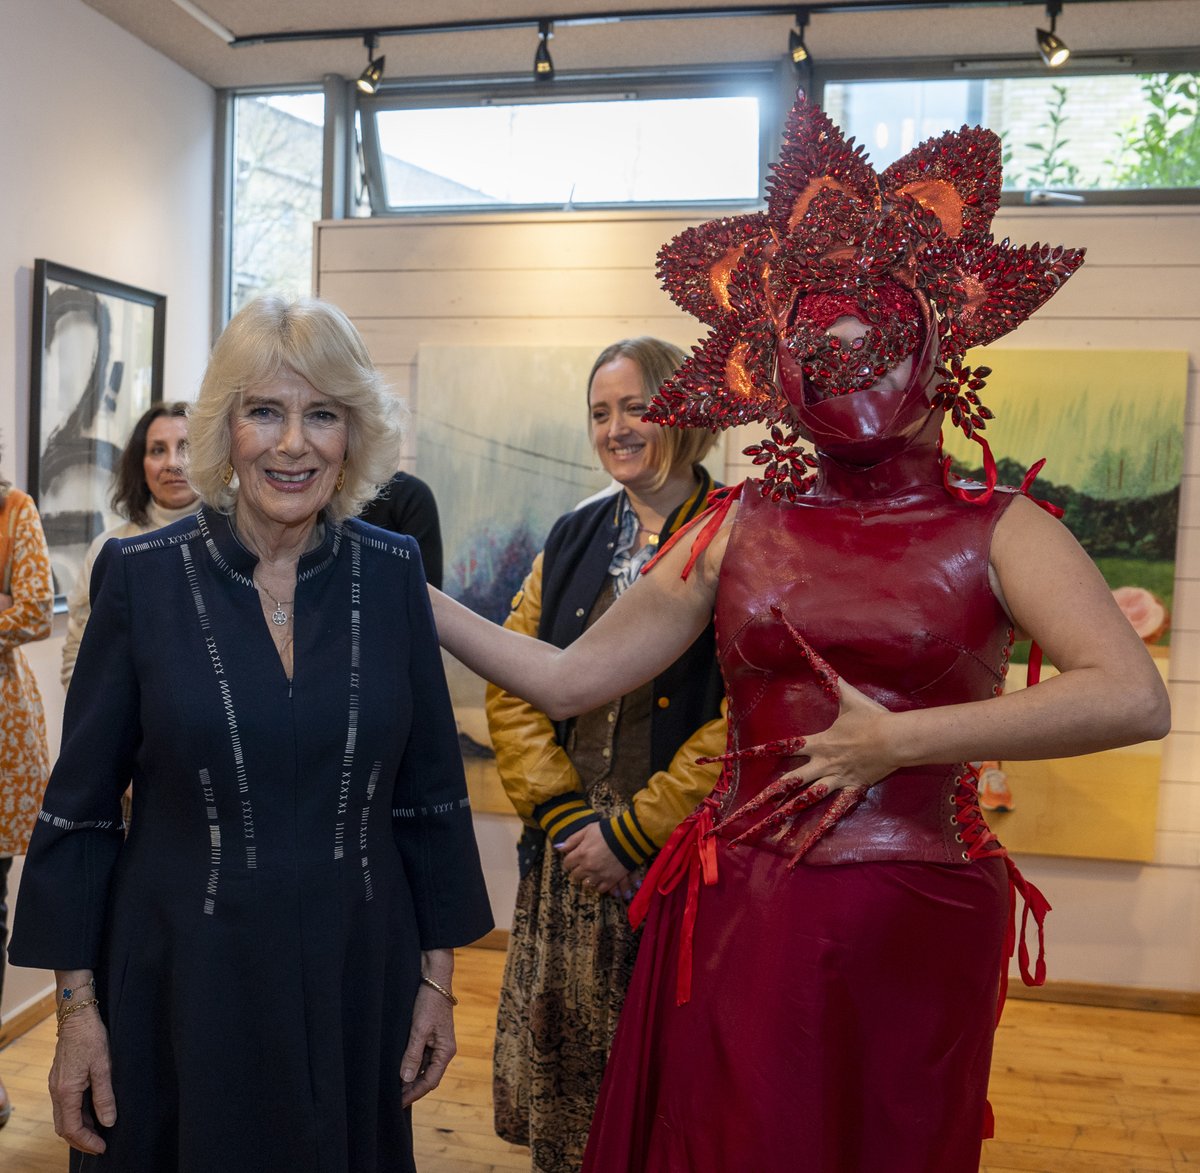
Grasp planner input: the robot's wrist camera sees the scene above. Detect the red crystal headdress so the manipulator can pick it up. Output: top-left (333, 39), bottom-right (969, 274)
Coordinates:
top-left (650, 97), bottom-right (1085, 469)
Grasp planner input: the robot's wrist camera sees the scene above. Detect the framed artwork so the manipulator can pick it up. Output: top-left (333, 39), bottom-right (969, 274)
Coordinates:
top-left (943, 347), bottom-right (1187, 862)
top-left (417, 344), bottom-right (613, 815)
top-left (28, 260), bottom-right (165, 601)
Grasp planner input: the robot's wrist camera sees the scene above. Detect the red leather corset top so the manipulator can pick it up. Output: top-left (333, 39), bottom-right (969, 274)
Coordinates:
top-left (713, 467), bottom-right (1017, 865)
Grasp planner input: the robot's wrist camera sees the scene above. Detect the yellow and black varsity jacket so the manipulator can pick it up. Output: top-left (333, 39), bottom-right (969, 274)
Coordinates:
top-left (484, 467), bottom-right (726, 873)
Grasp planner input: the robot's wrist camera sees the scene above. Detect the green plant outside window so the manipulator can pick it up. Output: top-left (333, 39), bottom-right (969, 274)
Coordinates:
top-left (825, 72), bottom-right (1200, 192)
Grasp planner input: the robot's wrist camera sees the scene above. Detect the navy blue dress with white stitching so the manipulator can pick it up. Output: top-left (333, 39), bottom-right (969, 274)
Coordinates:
top-left (11, 506), bottom-right (493, 1172)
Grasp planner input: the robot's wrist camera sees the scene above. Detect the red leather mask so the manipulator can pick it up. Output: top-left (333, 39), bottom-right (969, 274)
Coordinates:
top-left (777, 300), bottom-right (940, 467)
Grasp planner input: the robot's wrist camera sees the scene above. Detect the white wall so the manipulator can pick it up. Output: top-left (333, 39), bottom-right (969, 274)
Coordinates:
top-left (316, 206), bottom-right (1200, 992)
top-left (2, 0), bottom-right (215, 483)
top-left (1, 0), bottom-right (216, 1022)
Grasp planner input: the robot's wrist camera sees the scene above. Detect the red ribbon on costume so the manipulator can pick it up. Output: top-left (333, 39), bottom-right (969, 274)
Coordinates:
top-left (942, 433), bottom-right (997, 505)
top-left (1018, 458), bottom-right (1065, 518)
top-left (644, 483), bottom-right (743, 582)
top-left (1026, 640), bottom-right (1044, 688)
top-left (628, 795), bottom-right (721, 1005)
top-left (997, 856), bottom-right (1052, 1022)
top-left (982, 857), bottom-right (1051, 1140)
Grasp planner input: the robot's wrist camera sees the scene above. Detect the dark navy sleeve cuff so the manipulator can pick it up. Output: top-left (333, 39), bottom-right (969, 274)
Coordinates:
top-left (533, 793), bottom-right (601, 844)
top-left (600, 808), bottom-right (657, 871)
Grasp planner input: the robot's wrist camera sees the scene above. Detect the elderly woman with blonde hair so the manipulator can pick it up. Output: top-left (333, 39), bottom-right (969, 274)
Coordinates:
top-left (11, 296), bottom-right (492, 1172)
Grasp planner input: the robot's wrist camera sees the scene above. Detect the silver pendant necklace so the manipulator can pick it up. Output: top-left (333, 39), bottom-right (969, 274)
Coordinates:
top-left (254, 579), bottom-right (293, 626)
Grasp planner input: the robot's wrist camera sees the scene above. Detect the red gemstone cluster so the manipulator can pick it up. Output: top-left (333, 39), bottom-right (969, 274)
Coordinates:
top-left (648, 96), bottom-right (1085, 461)
top-left (931, 357), bottom-right (995, 439)
top-left (743, 426), bottom-right (819, 502)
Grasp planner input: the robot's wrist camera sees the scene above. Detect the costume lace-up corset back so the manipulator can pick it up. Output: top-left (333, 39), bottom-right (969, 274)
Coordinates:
top-left (714, 477), bottom-right (1017, 865)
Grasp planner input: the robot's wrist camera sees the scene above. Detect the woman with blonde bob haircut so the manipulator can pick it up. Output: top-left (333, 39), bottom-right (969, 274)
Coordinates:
top-left (485, 336), bottom-right (726, 1171)
top-left (11, 295), bottom-right (492, 1172)
top-left (585, 337), bottom-right (718, 493)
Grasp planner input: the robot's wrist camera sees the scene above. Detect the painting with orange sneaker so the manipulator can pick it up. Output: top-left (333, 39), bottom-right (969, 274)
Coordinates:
top-left (945, 348), bottom-right (1185, 862)
top-left (974, 761), bottom-right (1014, 813)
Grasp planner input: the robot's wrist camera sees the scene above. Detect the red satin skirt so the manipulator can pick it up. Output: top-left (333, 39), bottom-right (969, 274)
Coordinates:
top-left (582, 844), bottom-right (1009, 1173)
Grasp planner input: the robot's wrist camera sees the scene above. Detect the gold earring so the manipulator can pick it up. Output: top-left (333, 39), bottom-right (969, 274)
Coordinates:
top-left (334, 462), bottom-right (347, 492)
top-left (221, 462), bottom-right (234, 486)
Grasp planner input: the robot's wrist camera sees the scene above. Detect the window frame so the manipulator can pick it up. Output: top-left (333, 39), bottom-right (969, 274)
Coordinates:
top-left (356, 64), bottom-right (788, 216)
top-left (214, 83), bottom-right (328, 334)
top-left (813, 48), bottom-right (1200, 206)
top-left (214, 48), bottom-right (1200, 327)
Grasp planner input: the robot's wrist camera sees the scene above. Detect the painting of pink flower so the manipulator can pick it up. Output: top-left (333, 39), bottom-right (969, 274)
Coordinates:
top-left (1112, 586), bottom-right (1170, 645)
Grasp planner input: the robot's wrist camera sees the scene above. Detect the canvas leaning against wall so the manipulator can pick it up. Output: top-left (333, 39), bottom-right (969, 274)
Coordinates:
top-left (942, 348), bottom-right (1187, 862)
top-left (416, 345), bottom-right (617, 815)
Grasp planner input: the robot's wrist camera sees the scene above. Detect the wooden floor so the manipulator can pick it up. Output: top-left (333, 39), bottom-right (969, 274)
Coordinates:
top-left (1, 946), bottom-right (1197, 1171)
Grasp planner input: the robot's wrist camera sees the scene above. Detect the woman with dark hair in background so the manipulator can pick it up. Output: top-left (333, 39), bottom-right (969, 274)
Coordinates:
top-left (61, 401), bottom-right (198, 686)
top-left (0, 455), bottom-right (54, 1127)
top-left (486, 338), bottom-right (725, 1172)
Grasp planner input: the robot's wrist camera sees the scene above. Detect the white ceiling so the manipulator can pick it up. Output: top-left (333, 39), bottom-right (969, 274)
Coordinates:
top-left (80, 0), bottom-right (1200, 90)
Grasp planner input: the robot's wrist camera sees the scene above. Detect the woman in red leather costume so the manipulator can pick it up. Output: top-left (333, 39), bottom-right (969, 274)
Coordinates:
top-left (431, 98), bottom-right (1170, 1172)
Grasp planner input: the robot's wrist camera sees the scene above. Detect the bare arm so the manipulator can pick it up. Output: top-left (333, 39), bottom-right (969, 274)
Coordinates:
top-left (483, 552), bottom-right (584, 819)
top-left (431, 511), bottom-right (729, 720)
top-left (797, 496), bottom-right (1170, 791)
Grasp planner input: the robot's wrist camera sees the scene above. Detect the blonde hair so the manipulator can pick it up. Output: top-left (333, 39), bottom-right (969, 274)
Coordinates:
top-left (587, 337), bottom-right (718, 491)
top-left (188, 296), bottom-right (405, 522)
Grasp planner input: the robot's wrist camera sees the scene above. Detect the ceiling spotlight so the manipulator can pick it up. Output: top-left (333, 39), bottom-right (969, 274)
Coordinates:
top-left (1036, 1), bottom-right (1070, 68)
top-left (356, 34), bottom-right (385, 94)
top-left (534, 20), bottom-right (554, 82)
top-left (788, 11), bottom-right (810, 69)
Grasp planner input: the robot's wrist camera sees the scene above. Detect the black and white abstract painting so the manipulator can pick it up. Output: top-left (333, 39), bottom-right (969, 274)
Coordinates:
top-left (28, 261), bottom-right (165, 601)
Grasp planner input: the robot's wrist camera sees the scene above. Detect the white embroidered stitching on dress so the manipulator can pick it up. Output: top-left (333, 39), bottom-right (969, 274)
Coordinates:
top-left (334, 532), bottom-right (362, 861)
top-left (182, 540), bottom-right (257, 870)
top-left (199, 767), bottom-right (222, 915)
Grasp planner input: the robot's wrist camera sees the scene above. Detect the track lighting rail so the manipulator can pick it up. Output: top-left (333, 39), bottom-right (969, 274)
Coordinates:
top-left (227, 1), bottom-right (1118, 50)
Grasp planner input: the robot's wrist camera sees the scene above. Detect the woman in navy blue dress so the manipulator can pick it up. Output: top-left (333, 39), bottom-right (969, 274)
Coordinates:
top-left (11, 296), bottom-right (493, 1172)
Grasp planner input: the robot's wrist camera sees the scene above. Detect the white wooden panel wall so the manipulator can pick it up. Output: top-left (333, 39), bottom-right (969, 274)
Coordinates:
top-left (316, 206), bottom-right (1200, 991)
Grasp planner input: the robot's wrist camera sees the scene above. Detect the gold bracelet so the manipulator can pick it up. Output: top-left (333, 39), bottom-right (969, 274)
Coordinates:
top-left (59, 978), bottom-right (95, 1002)
top-left (56, 997), bottom-right (100, 1034)
top-left (420, 976), bottom-right (458, 1006)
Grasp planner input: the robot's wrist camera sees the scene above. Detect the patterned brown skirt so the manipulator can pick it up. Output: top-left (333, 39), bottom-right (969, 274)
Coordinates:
top-left (493, 780), bottom-right (643, 1173)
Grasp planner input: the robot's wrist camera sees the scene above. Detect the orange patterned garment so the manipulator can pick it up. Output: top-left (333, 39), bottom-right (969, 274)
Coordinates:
top-left (0, 487), bottom-right (53, 855)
